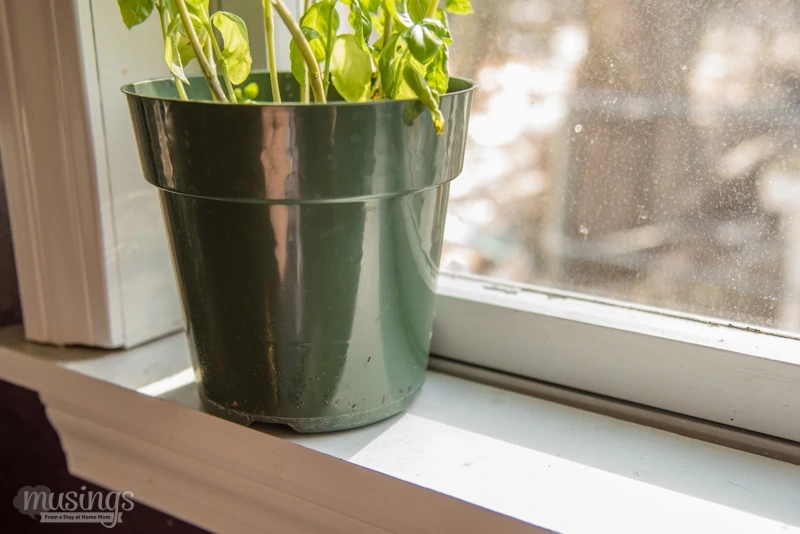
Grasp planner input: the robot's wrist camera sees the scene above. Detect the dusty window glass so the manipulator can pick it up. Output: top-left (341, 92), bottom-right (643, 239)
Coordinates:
top-left (444, 0), bottom-right (800, 333)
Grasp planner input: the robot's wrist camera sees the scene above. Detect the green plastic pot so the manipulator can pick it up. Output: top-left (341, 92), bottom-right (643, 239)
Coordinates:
top-left (122, 72), bottom-right (475, 432)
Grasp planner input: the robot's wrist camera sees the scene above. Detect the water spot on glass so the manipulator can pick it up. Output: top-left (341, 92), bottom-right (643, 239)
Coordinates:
top-left (579, 224), bottom-right (589, 236)
top-left (574, 124), bottom-right (583, 133)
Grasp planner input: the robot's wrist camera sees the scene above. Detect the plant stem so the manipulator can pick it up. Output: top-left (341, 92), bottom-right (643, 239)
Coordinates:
top-left (425, 0), bottom-right (438, 18)
top-left (175, 74), bottom-right (190, 100)
top-left (301, 67), bottom-right (310, 103)
top-left (205, 34), bottom-right (216, 70)
top-left (322, 0), bottom-right (337, 96)
top-left (300, 0), bottom-right (313, 102)
top-left (204, 37), bottom-right (222, 101)
top-left (272, 0), bottom-right (326, 103)
top-left (156, 1), bottom-right (189, 100)
top-left (263, 0), bottom-right (281, 103)
top-left (205, 21), bottom-right (239, 103)
top-left (174, 0), bottom-right (227, 102)
top-left (383, 7), bottom-right (392, 47)
top-left (374, 5), bottom-right (393, 99)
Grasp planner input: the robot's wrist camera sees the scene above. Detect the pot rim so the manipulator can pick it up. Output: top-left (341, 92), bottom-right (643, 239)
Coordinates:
top-left (120, 70), bottom-right (477, 108)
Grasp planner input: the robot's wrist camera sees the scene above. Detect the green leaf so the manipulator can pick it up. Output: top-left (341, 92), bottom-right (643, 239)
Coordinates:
top-left (294, 0), bottom-right (339, 68)
top-left (117, 0), bottom-right (155, 29)
top-left (341, 0), bottom-right (379, 12)
top-left (185, 0), bottom-right (210, 10)
top-left (422, 18), bottom-right (451, 44)
top-left (305, 26), bottom-right (327, 62)
top-left (406, 23), bottom-right (442, 64)
top-left (348, 0), bottom-right (373, 52)
top-left (290, 39), bottom-right (306, 90)
top-left (164, 33), bottom-right (189, 84)
top-left (385, 0), bottom-right (431, 27)
top-left (164, 15), bottom-right (192, 84)
top-left (384, 0), bottom-right (413, 28)
top-left (395, 70), bottom-right (419, 99)
top-left (165, 6), bottom-right (208, 51)
top-left (164, 0), bottom-right (180, 21)
top-left (164, 0), bottom-right (209, 22)
top-left (300, 0), bottom-right (340, 46)
top-left (361, 0), bottom-right (381, 13)
top-left (445, 0), bottom-right (473, 15)
top-left (426, 46), bottom-right (449, 95)
top-left (331, 34), bottom-right (373, 102)
top-left (176, 33), bottom-right (197, 66)
top-left (163, 8), bottom-right (211, 83)
top-left (211, 11), bottom-right (253, 85)
top-left (406, 0), bottom-right (429, 22)
top-left (434, 6), bottom-right (449, 27)
top-left (403, 65), bottom-right (445, 134)
top-left (172, 0), bottom-right (210, 22)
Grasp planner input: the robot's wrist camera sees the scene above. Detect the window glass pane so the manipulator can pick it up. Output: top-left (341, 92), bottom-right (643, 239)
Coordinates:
top-left (445, 0), bottom-right (800, 333)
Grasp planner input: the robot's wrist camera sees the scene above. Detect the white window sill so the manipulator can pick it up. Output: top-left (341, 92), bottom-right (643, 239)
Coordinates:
top-left (0, 324), bottom-right (798, 533)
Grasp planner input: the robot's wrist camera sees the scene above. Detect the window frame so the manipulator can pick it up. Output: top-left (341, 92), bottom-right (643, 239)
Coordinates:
top-left (432, 272), bottom-right (800, 442)
top-left (2, 0), bottom-right (798, 443)
top-left (0, 0), bottom-right (298, 348)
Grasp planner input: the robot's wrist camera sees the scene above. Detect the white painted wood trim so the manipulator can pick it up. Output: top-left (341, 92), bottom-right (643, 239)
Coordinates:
top-left (0, 0), bottom-right (124, 347)
top-left (47, 406), bottom-right (396, 534)
top-left (432, 272), bottom-right (800, 443)
top-left (4, 0), bottom-right (798, 452)
top-left (6, 368), bottom-right (539, 532)
top-left (0, 0), bottom-right (307, 349)
top-left (349, 414), bottom-right (799, 534)
top-left (0, 0), bottom-right (192, 348)
top-left (3, 325), bottom-right (799, 534)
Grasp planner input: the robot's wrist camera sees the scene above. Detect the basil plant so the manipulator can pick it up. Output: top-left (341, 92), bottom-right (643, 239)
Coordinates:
top-left (117, 0), bottom-right (473, 134)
